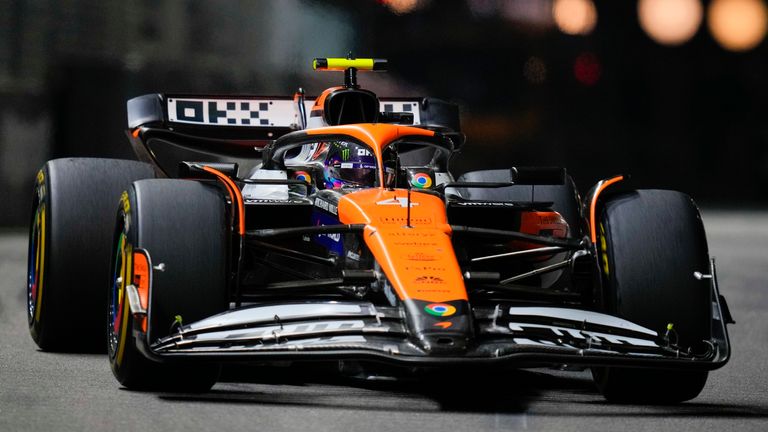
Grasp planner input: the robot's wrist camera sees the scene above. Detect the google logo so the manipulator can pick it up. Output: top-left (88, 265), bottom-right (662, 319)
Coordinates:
top-left (424, 303), bottom-right (457, 317)
top-left (411, 173), bottom-right (432, 189)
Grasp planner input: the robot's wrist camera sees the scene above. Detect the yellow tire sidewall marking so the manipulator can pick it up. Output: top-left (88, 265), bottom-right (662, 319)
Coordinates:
top-left (115, 236), bottom-right (132, 367)
top-left (34, 169), bottom-right (46, 324)
top-left (599, 222), bottom-right (610, 277)
top-left (34, 203), bottom-right (46, 323)
top-left (115, 191), bottom-right (133, 367)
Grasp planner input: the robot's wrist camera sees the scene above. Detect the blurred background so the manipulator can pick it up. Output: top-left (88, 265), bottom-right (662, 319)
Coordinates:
top-left (1, 0), bottom-right (767, 227)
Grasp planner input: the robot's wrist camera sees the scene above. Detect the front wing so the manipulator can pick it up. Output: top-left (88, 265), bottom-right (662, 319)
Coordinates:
top-left (132, 261), bottom-right (731, 370)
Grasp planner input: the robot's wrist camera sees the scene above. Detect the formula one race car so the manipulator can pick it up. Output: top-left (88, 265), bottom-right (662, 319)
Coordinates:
top-left (26, 57), bottom-right (733, 403)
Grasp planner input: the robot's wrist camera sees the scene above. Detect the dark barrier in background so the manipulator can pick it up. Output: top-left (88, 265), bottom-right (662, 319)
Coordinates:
top-left (48, 61), bottom-right (133, 161)
top-left (0, 92), bottom-right (50, 226)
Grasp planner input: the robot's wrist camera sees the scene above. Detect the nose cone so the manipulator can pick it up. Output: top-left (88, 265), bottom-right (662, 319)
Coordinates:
top-left (404, 300), bottom-right (473, 355)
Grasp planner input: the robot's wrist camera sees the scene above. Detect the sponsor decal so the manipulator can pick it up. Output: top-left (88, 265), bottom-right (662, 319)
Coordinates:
top-left (404, 265), bottom-right (446, 272)
top-left (417, 289), bottom-right (451, 294)
top-left (406, 252), bottom-right (437, 261)
top-left (394, 241), bottom-right (437, 247)
top-left (169, 98), bottom-right (275, 126)
top-left (245, 198), bottom-right (307, 204)
top-left (508, 323), bottom-right (658, 349)
top-left (120, 191), bottom-right (131, 232)
top-left (166, 98), bottom-right (421, 127)
top-left (424, 303), bottom-right (457, 317)
top-left (294, 170), bottom-right (312, 185)
top-left (379, 216), bottom-right (432, 225)
top-left (410, 173), bottom-right (433, 189)
top-left (414, 275), bottom-right (445, 284)
top-left (312, 212), bottom-right (344, 252)
top-left (323, 232), bottom-right (341, 242)
top-left (434, 321), bottom-right (453, 329)
top-left (376, 197), bottom-right (419, 207)
top-left (452, 201), bottom-right (517, 207)
top-left (341, 148), bottom-right (351, 161)
top-left (314, 219), bottom-right (341, 242)
top-left (538, 215), bottom-right (562, 224)
top-left (384, 231), bottom-right (437, 237)
top-left (314, 198), bottom-right (338, 215)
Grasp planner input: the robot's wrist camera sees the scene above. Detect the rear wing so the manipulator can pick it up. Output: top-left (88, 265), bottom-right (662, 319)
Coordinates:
top-left (128, 94), bottom-right (460, 136)
top-left (126, 93), bottom-right (462, 178)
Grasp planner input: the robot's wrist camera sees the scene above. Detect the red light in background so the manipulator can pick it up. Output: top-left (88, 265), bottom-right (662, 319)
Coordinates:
top-left (573, 52), bottom-right (602, 86)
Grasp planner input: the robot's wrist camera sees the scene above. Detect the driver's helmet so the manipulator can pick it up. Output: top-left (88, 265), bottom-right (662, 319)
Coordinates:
top-left (323, 141), bottom-right (377, 189)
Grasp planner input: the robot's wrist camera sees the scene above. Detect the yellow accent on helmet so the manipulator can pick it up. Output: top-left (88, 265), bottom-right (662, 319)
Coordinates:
top-left (313, 58), bottom-right (387, 71)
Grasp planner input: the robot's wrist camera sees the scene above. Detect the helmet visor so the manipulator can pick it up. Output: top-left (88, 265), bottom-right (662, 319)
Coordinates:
top-left (334, 167), bottom-right (376, 186)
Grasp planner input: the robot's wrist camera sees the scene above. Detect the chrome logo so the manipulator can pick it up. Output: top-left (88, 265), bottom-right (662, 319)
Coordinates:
top-left (410, 172), bottom-right (432, 189)
top-left (294, 171), bottom-right (312, 184)
top-left (424, 303), bottom-right (457, 317)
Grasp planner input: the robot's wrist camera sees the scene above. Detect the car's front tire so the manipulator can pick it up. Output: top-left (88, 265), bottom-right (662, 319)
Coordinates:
top-left (108, 179), bottom-right (228, 392)
top-left (592, 189), bottom-right (711, 403)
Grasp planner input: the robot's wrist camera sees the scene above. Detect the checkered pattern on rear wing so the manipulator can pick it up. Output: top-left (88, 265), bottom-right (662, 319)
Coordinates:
top-left (166, 97), bottom-right (422, 128)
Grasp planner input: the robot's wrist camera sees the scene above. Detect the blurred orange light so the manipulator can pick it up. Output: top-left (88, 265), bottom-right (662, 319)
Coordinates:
top-left (708, 0), bottom-right (768, 51)
top-left (638, 0), bottom-right (703, 46)
top-left (553, 0), bottom-right (597, 35)
top-left (382, 0), bottom-right (420, 15)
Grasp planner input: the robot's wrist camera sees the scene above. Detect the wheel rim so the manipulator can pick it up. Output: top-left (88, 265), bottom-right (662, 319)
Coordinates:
top-left (27, 201), bottom-right (45, 324)
top-left (108, 228), bottom-right (129, 360)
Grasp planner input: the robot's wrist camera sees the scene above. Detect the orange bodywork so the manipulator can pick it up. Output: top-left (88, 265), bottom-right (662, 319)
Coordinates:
top-left (202, 165), bottom-right (245, 236)
top-left (337, 187), bottom-right (467, 304)
top-left (132, 251), bottom-right (150, 332)
top-left (514, 211), bottom-right (569, 261)
top-left (305, 124), bottom-right (462, 303)
top-left (310, 86), bottom-right (343, 119)
top-left (589, 175), bottom-right (624, 243)
top-left (519, 211), bottom-right (568, 238)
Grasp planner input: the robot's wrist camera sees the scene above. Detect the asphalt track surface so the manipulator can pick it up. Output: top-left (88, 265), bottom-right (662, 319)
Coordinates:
top-left (1, 211), bottom-right (767, 431)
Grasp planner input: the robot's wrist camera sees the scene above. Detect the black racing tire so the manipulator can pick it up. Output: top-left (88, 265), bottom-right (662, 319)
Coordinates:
top-left (593, 189), bottom-right (711, 403)
top-left (456, 169), bottom-right (582, 236)
top-left (27, 158), bottom-right (155, 352)
top-left (108, 179), bottom-right (228, 392)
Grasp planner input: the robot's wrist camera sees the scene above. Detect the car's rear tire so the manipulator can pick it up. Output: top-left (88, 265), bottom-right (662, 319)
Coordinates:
top-left (592, 189), bottom-right (711, 403)
top-left (27, 158), bottom-right (155, 352)
top-left (108, 179), bottom-right (228, 392)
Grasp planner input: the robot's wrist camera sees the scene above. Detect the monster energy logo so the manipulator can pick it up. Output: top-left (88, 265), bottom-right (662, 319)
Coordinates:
top-left (341, 148), bottom-right (350, 160)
